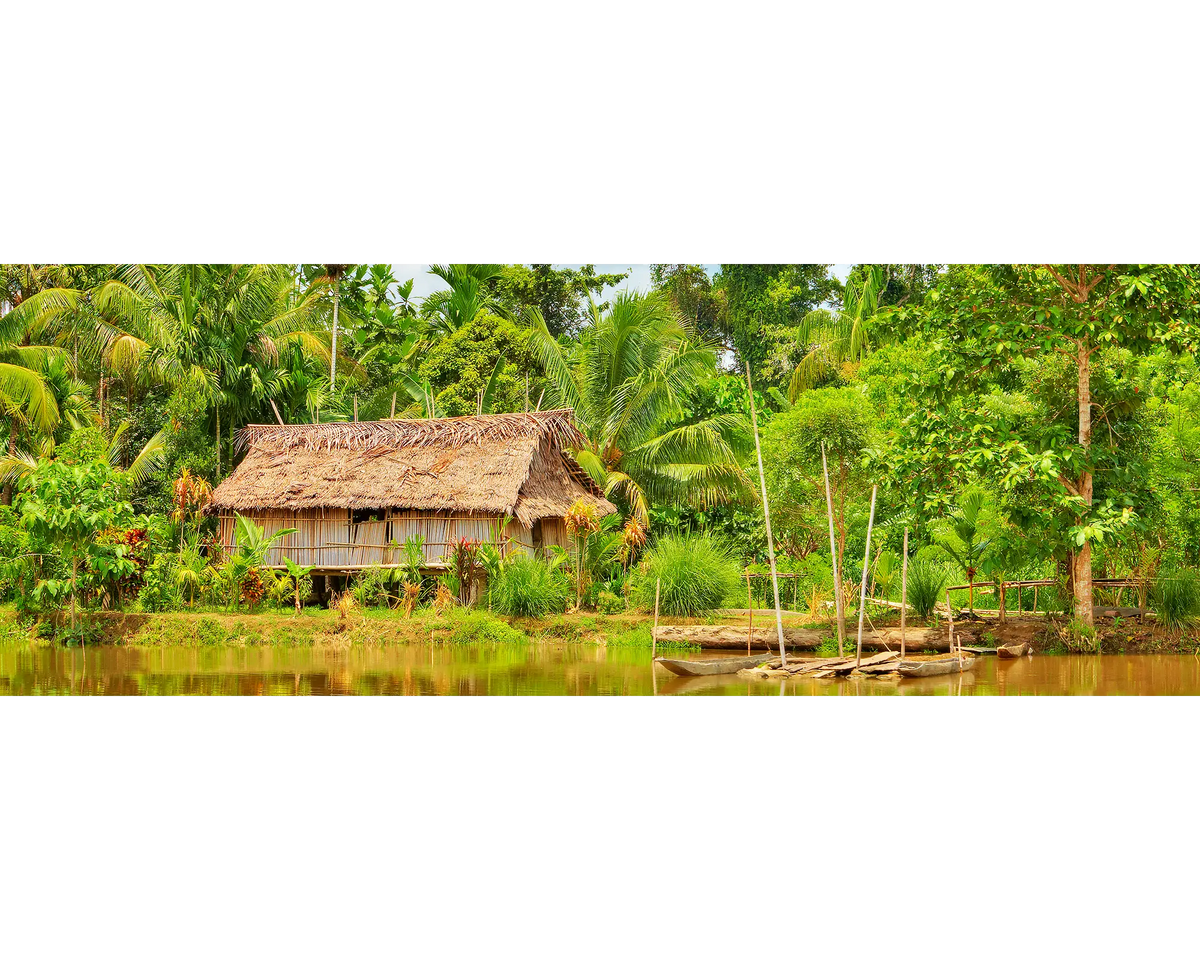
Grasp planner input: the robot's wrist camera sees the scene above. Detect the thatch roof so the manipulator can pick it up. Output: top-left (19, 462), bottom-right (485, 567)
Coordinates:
top-left (205, 409), bottom-right (616, 526)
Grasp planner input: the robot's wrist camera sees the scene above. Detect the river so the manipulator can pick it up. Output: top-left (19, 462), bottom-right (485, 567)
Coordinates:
top-left (2, 644), bottom-right (1200, 695)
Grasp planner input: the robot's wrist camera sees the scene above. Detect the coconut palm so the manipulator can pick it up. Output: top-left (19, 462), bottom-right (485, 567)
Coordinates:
top-left (786, 264), bottom-right (886, 400)
top-left (0, 421), bottom-right (167, 492)
top-left (528, 290), bottom-right (750, 523)
top-left (422, 264), bottom-right (509, 336)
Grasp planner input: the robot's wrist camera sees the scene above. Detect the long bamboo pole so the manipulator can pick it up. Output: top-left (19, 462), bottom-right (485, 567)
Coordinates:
top-left (821, 442), bottom-right (845, 656)
top-left (900, 525), bottom-right (909, 660)
top-left (855, 484), bottom-right (878, 669)
top-left (745, 363), bottom-right (786, 666)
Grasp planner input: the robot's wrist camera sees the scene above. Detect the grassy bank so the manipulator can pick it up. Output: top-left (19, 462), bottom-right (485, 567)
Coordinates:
top-left (0, 605), bottom-right (715, 649)
top-left (0, 603), bottom-right (1194, 653)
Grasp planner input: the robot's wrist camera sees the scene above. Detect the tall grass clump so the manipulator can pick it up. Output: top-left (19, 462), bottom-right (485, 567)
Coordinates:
top-left (632, 533), bottom-right (741, 616)
top-left (1153, 568), bottom-right (1200, 633)
top-left (489, 555), bottom-right (570, 618)
top-left (906, 558), bottom-right (949, 620)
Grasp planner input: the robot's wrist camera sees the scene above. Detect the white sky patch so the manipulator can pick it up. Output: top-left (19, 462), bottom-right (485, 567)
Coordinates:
top-left (394, 264), bottom-right (853, 307)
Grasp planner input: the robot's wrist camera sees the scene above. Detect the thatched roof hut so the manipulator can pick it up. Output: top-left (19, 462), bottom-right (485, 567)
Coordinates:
top-left (206, 409), bottom-right (616, 571)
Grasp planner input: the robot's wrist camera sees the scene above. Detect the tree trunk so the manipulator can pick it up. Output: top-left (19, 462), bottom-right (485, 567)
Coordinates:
top-left (1075, 339), bottom-right (1095, 626)
top-left (71, 555), bottom-right (79, 634)
top-left (216, 405), bottom-right (221, 475)
top-left (330, 277), bottom-right (340, 389)
top-left (1, 419), bottom-right (14, 507)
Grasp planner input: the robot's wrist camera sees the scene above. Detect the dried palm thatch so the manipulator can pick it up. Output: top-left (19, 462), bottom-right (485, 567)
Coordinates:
top-left (207, 409), bottom-right (614, 527)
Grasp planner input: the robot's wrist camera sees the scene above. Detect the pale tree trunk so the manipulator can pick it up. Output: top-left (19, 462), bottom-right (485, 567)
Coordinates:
top-left (330, 277), bottom-right (340, 390)
top-left (1074, 339), bottom-right (1095, 626)
top-left (71, 556), bottom-right (79, 635)
top-left (216, 405), bottom-right (221, 475)
top-left (1, 420), bottom-right (15, 507)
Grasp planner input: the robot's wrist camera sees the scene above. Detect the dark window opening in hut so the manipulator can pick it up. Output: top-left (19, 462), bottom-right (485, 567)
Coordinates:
top-left (531, 519), bottom-right (544, 552)
top-left (351, 508), bottom-right (385, 525)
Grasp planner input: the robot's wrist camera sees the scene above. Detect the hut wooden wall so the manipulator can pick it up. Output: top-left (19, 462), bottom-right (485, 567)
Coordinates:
top-left (218, 508), bottom-right (542, 569)
top-left (537, 518), bottom-right (571, 552)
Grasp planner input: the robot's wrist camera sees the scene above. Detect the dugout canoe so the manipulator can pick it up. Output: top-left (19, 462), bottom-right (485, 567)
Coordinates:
top-left (897, 654), bottom-right (977, 678)
top-left (654, 654), bottom-right (775, 677)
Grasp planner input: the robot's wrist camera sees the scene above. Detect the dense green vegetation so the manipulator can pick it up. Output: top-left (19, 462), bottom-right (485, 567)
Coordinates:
top-left (3, 263), bottom-right (1200, 641)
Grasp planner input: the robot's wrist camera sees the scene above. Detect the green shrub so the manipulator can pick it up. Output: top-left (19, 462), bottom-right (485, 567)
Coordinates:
top-left (906, 558), bottom-right (949, 619)
top-left (138, 553), bottom-right (182, 612)
top-left (1153, 568), bottom-right (1200, 632)
top-left (352, 565), bottom-right (398, 608)
top-left (445, 611), bottom-right (528, 643)
top-left (631, 533), bottom-right (741, 616)
top-left (489, 554), bottom-right (570, 618)
top-left (596, 590), bottom-right (625, 615)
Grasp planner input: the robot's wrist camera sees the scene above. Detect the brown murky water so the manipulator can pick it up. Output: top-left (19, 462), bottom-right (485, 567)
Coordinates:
top-left (2, 644), bottom-right (1200, 695)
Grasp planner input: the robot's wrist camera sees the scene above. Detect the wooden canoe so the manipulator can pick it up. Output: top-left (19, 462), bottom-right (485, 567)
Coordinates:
top-left (996, 642), bottom-right (1031, 658)
top-left (654, 654), bottom-right (774, 677)
top-left (898, 654), bottom-right (977, 678)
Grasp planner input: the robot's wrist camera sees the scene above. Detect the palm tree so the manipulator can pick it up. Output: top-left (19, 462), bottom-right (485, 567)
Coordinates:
top-left (115, 265), bottom-right (327, 466)
top-left (422, 264), bottom-right (508, 336)
top-left (528, 290), bottom-right (749, 523)
top-left (786, 264), bottom-right (886, 401)
top-left (321, 264), bottom-right (349, 390)
top-left (933, 490), bottom-right (993, 612)
top-left (0, 421), bottom-right (167, 493)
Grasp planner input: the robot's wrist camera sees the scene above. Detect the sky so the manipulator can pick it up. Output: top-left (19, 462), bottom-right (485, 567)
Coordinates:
top-left (395, 264), bottom-right (853, 304)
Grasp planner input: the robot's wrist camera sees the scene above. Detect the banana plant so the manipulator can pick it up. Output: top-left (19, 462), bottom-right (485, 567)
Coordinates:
top-left (281, 557), bottom-right (315, 614)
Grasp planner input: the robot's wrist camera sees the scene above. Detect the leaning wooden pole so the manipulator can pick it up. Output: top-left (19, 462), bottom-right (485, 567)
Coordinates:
top-left (746, 571), bottom-right (754, 656)
top-left (855, 484), bottom-right (879, 670)
top-left (821, 443), bottom-right (846, 656)
top-left (945, 587), bottom-right (962, 667)
top-left (745, 363), bottom-right (786, 666)
top-left (900, 525), bottom-right (909, 660)
top-left (652, 578), bottom-right (660, 659)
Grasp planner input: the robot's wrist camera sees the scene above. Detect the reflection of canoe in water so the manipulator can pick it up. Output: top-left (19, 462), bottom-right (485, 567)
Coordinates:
top-left (898, 654), bottom-right (977, 678)
top-left (655, 654), bottom-right (774, 677)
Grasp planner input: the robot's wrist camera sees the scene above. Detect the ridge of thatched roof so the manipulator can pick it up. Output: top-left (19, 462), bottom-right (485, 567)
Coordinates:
top-left (206, 409), bottom-right (615, 524)
top-left (234, 408), bottom-right (585, 454)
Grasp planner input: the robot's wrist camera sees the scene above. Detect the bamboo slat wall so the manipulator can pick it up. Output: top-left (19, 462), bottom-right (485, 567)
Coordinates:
top-left (217, 508), bottom-right (541, 570)
top-left (538, 518), bottom-right (570, 552)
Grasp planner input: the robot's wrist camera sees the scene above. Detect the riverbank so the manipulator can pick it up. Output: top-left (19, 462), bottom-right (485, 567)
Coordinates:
top-left (0, 605), bottom-right (1193, 654)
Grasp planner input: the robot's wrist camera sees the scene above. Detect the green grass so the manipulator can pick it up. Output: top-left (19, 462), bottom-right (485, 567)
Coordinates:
top-left (489, 555), bottom-right (570, 618)
top-left (631, 533), bottom-right (742, 616)
top-left (906, 558), bottom-right (949, 619)
top-left (1153, 569), bottom-right (1200, 633)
